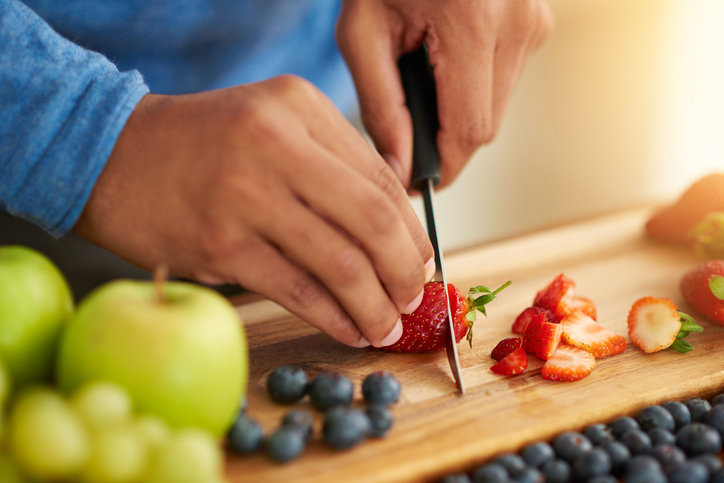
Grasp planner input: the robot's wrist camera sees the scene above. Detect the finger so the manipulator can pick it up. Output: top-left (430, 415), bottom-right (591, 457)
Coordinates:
top-left (425, 19), bottom-right (496, 189)
top-left (223, 235), bottom-right (369, 348)
top-left (253, 187), bottom-right (405, 348)
top-left (336, 0), bottom-right (414, 186)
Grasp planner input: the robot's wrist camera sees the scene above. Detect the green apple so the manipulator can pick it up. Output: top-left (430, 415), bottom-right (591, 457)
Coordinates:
top-left (0, 245), bottom-right (73, 389)
top-left (56, 279), bottom-right (247, 437)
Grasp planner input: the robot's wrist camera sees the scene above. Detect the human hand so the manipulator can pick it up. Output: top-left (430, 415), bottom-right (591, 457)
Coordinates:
top-left (337, 0), bottom-right (554, 189)
top-left (74, 76), bottom-right (435, 348)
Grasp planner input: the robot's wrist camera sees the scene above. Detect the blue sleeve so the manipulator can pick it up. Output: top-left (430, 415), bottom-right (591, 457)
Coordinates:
top-left (0, 0), bottom-right (149, 236)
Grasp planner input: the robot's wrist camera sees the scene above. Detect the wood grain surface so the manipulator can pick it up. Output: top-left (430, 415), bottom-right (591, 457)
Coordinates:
top-left (224, 207), bottom-right (724, 483)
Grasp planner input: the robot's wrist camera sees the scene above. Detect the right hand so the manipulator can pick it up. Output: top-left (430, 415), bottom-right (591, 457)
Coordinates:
top-left (74, 76), bottom-right (435, 348)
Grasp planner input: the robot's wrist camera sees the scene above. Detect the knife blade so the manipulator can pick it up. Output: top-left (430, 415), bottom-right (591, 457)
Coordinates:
top-left (398, 46), bottom-right (466, 395)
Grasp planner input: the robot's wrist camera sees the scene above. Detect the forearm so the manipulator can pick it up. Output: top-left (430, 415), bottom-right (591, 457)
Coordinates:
top-left (0, 0), bottom-right (148, 236)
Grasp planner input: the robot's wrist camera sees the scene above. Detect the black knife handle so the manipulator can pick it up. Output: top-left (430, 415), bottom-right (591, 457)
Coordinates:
top-left (398, 46), bottom-right (441, 191)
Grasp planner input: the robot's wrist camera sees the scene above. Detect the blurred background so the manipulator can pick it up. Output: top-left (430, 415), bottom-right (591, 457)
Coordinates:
top-left (419, 0), bottom-right (724, 252)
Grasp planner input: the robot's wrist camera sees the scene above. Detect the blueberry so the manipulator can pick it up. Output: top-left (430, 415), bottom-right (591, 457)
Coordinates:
top-left (552, 432), bottom-right (592, 463)
top-left (366, 403), bottom-right (393, 438)
top-left (619, 429), bottom-right (652, 455)
top-left (493, 453), bottom-right (526, 478)
top-left (713, 469), bottom-right (724, 483)
top-left (520, 441), bottom-right (555, 468)
top-left (322, 407), bottom-right (370, 449)
top-left (583, 423), bottom-right (614, 446)
top-left (705, 404), bottom-right (724, 437)
top-left (362, 371), bottom-right (401, 406)
top-left (661, 401), bottom-right (691, 430)
top-left (624, 455), bottom-right (665, 482)
top-left (686, 397), bottom-right (712, 422)
top-left (647, 427), bottom-right (675, 447)
top-left (676, 422), bottom-right (722, 456)
top-left (636, 405), bottom-right (675, 432)
top-left (442, 473), bottom-right (473, 483)
top-left (513, 467), bottom-right (543, 483)
top-left (308, 372), bottom-right (354, 411)
top-left (608, 416), bottom-right (639, 438)
top-left (571, 447), bottom-right (611, 481)
top-left (587, 476), bottom-right (616, 483)
top-left (267, 365), bottom-right (308, 404)
top-left (471, 462), bottom-right (510, 483)
top-left (712, 393), bottom-right (724, 407)
top-left (539, 459), bottom-right (570, 483)
top-left (281, 409), bottom-right (314, 443)
top-left (667, 460), bottom-right (709, 483)
top-left (266, 427), bottom-right (306, 462)
top-left (227, 414), bottom-right (264, 454)
top-left (692, 453), bottom-right (723, 473)
top-left (600, 441), bottom-right (631, 476)
top-left (649, 444), bottom-right (686, 474)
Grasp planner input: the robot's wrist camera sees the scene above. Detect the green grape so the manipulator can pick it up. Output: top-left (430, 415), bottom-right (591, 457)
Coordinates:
top-left (0, 452), bottom-right (30, 483)
top-left (143, 429), bottom-right (223, 483)
top-left (134, 415), bottom-right (170, 452)
top-left (8, 387), bottom-right (89, 480)
top-left (71, 381), bottom-right (133, 431)
top-left (0, 358), bottom-right (11, 409)
top-left (81, 424), bottom-right (149, 483)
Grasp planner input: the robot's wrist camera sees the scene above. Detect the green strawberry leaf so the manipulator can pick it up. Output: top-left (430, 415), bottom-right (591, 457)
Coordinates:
top-left (466, 311), bottom-right (476, 322)
top-left (678, 312), bottom-right (703, 332)
top-left (671, 339), bottom-right (693, 353)
top-left (468, 286), bottom-right (492, 295)
top-left (465, 281), bottom-right (511, 349)
top-left (710, 275), bottom-right (724, 300)
top-left (676, 330), bottom-right (690, 339)
top-left (689, 212), bottom-right (724, 259)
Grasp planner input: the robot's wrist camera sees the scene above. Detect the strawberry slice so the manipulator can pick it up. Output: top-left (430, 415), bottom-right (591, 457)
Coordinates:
top-left (560, 312), bottom-right (626, 358)
top-left (534, 274), bottom-right (576, 321)
top-left (512, 306), bottom-right (555, 334)
top-left (491, 337), bottom-right (522, 361)
top-left (627, 296), bottom-right (702, 353)
top-left (491, 347), bottom-right (528, 376)
top-left (541, 344), bottom-right (596, 382)
top-left (564, 296), bottom-right (598, 321)
top-left (523, 312), bottom-right (563, 361)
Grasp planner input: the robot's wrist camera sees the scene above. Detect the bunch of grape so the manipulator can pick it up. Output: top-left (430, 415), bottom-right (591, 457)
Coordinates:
top-left (0, 371), bottom-right (228, 483)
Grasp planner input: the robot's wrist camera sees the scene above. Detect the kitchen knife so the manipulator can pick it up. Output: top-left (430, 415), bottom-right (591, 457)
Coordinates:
top-left (398, 47), bottom-right (466, 395)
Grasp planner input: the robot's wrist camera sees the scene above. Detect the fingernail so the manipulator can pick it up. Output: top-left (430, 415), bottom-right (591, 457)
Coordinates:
top-left (359, 335), bottom-right (371, 348)
top-left (425, 257), bottom-right (436, 282)
top-left (380, 318), bottom-right (403, 347)
top-left (403, 288), bottom-right (424, 314)
top-left (382, 154), bottom-right (404, 182)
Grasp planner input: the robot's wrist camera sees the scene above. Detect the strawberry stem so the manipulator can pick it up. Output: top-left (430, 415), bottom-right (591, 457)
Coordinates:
top-left (669, 311), bottom-right (703, 353)
top-left (466, 280), bottom-right (512, 348)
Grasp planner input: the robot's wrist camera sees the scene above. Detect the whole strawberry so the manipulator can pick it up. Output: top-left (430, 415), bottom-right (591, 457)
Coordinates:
top-left (381, 280), bottom-right (510, 353)
top-left (681, 260), bottom-right (724, 326)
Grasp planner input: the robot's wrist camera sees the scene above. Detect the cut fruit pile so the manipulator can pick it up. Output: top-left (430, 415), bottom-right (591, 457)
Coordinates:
top-left (491, 274), bottom-right (626, 382)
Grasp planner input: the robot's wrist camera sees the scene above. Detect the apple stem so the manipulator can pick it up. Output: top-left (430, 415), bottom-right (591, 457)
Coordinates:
top-left (153, 264), bottom-right (170, 304)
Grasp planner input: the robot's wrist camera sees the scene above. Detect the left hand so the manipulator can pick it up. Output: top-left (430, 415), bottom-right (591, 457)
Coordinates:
top-left (337, 0), bottom-right (554, 189)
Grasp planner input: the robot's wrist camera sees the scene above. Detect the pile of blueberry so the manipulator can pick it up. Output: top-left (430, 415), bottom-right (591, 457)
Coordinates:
top-left (227, 365), bottom-right (401, 463)
top-left (441, 394), bottom-right (724, 483)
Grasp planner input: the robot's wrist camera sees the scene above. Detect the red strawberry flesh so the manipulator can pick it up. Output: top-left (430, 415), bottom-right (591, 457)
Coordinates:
top-left (491, 337), bottom-right (522, 361)
top-left (523, 312), bottom-right (563, 361)
top-left (534, 274), bottom-right (576, 321)
top-left (491, 347), bottom-right (528, 376)
top-left (541, 344), bottom-right (596, 382)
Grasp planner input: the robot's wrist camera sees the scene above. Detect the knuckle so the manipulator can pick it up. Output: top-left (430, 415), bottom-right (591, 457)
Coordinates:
top-left (459, 118), bottom-right (495, 150)
top-left (363, 190), bottom-right (399, 237)
top-left (273, 74), bottom-right (320, 103)
top-left (329, 247), bottom-right (368, 287)
top-left (286, 274), bottom-right (327, 312)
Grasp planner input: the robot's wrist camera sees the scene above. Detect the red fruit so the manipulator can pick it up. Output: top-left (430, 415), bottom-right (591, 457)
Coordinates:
top-left (491, 347), bottom-right (528, 376)
top-left (523, 312), bottom-right (563, 361)
top-left (681, 260), bottom-right (724, 326)
top-left (534, 274), bottom-right (576, 321)
top-left (564, 296), bottom-right (598, 321)
top-left (541, 344), bottom-right (596, 382)
top-left (491, 337), bottom-right (522, 361)
top-left (381, 282), bottom-right (468, 352)
top-left (560, 312), bottom-right (626, 359)
top-left (627, 296), bottom-right (701, 354)
top-left (512, 306), bottom-right (554, 334)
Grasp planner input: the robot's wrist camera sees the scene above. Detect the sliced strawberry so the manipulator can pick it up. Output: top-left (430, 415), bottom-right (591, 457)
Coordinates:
top-left (564, 296), bottom-right (597, 321)
top-left (523, 312), bottom-right (563, 361)
top-left (491, 347), bottom-right (528, 376)
top-left (534, 274), bottom-right (576, 321)
top-left (561, 312), bottom-right (626, 359)
top-left (681, 260), bottom-right (724, 326)
top-left (627, 297), bottom-right (687, 353)
top-left (491, 337), bottom-right (522, 361)
top-left (541, 344), bottom-right (596, 382)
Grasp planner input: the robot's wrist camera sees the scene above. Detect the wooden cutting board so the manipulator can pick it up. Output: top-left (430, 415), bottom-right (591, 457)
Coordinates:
top-left (224, 206), bottom-right (724, 483)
